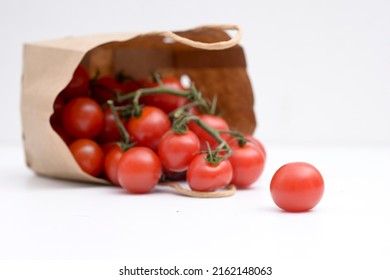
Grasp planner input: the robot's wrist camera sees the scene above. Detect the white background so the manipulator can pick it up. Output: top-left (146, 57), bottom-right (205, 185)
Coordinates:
top-left (0, 0), bottom-right (389, 279)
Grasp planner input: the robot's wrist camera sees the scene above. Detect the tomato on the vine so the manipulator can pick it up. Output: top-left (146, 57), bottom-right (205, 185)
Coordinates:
top-left (187, 154), bottom-right (233, 192)
top-left (188, 114), bottom-right (230, 150)
top-left (69, 139), bottom-right (104, 177)
top-left (227, 141), bottom-right (265, 188)
top-left (140, 77), bottom-right (188, 114)
top-left (58, 66), bottom-right (90, 102)
top-left (126, 106), bottom-right (171, 151)
top-left (158, 130), bottom-right (200, 172)
top-left (61, 97), bottom-right (104, 139)
top-left (117, 147), bottom-right (162, 194)
top-left (103, 145), bottom-right (123, 186)
top-left (270, 162), bottom-right (324, 212)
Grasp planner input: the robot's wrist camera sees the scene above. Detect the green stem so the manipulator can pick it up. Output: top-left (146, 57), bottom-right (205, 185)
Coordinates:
top-left (107, 100), bottom-right (131, 146)
top-left (171, 114), bottom-right (189, 135)
top-left (218, 129), bottom-right (247, 147)
top-left (187, 116), bottom-right (232, 162)
top-left (152, 72), bottom-right (164, 87)
top-left (171, 100), bottom-right (203, 119)
top-left (117, 86), bottom-right (191, 103)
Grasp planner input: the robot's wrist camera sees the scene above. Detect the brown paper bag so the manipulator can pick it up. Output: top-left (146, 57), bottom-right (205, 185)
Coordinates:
top-left (21, 24), bottom-right (256, 183)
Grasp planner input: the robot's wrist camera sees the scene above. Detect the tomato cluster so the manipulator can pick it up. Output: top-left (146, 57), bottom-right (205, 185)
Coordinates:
top-left (50, 66), bottom-right (266, 195)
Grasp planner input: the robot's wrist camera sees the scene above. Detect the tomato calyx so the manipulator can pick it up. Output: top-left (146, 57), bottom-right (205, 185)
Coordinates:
top-left (171, 114), bottom-right (189, 135)
top-left (220, 130), bottom-right (248, 147)
top-left (185, 115), bottom-right (232, 164)
top-left (107, 100), bottom-right (134, 151)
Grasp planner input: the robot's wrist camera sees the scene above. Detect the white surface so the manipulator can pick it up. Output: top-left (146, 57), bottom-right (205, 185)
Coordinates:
top-left (1, 0), bottom-right (390, 278)
top-left (1, 0), bottom-right (390, 146)
top-left (1, 144), bottom-right (389, 278)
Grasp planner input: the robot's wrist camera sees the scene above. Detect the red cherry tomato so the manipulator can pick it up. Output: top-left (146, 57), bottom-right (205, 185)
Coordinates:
top-left (69, 139), bottom-right (104, 177)
top-left (187, 154), bottom-right (233, 192)
top-left (158, 130), bottom-right (200, 172)
top-left (58, 66), bottom-right (90, 102)
top-left (96, 107), bottom-right (124, 144)
top-left (188, 115), bottom-right (230, 150)
top-left (117, 147), bottom-right (162, 194)
top-left (140, 77), bottom-right (188, 113)
top-left (227, 142), bottom-right (266, 188)
top-left (270, 162), bottom-right (325, 212)
top-left (104, 145), bottom-right (123, 185)
top-left (61, 97), bottom-right (104, 139)
top-left (126, 106), bottom-right (171, 151)
top-left (91, 76), bottom-right (125, 105)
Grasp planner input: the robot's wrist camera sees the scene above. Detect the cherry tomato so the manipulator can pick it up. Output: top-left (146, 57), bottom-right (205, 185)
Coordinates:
top-left (117, 147), bottom-right (162, 194)
top-left (188, 114), bottom-right (230, 150)
top-left (58, 66), bottom-right (90, 102)
top-left (96, 107), bottom-right (124, 144)
top-left (187, 154), bottom-right (233, 192)
top-left (158, 130), bottom-right (200, 172)
top-left (61, 97), bottom-right (104, 139)
top-left (140, 77), bottom-right (188, 113)
top-left (126, 106), bottom-right (171, 151)
top-left (103, 145), bottom-right (123, 185)
top-left (69, 139), bottom-right (104, 176)
top-left (227, 142), bottom-right (265, 188)
top-left (270, 162), bottom-right (324, 212)
top-left (91, 76), bottom-right (125, 105)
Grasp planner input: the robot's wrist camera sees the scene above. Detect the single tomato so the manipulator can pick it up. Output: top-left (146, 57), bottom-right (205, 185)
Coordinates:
top-left (270, 162), bottom-right (324, 212)
top-left (117, 147), bottom-right (162, 194)
top-left (69, 139), bottom-right (104, 177)
top-left (61, 97), bottom-right (104, 139)
top-left (187, 154), bottom-right (233, 192)
top-left (227, 142), bottom-right (265, 188)
top-left (158, 130), bottom-right (200, 172)
top-left (126, 106), bottom-right (171, 151)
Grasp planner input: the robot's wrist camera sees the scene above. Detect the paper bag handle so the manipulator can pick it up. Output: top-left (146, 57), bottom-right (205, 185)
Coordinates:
top-left (160, 24), bottom-right (242, 50)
